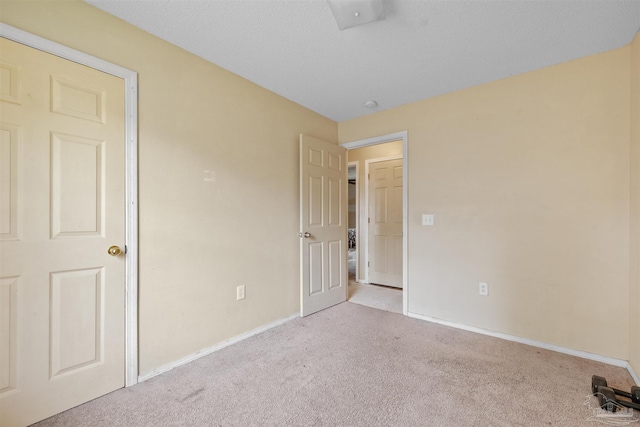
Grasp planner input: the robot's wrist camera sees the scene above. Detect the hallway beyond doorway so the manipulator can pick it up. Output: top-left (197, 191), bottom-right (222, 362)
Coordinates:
top-left (348, 281), bottom-right (402, 314)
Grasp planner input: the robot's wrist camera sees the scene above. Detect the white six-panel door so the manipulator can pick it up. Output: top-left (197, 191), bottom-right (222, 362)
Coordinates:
top-left (0, 38), bottom-right (126, 427)
top-left (368, 158), bottom-right (403, 288)
top-left (299, 135), bottom-right (347, 316)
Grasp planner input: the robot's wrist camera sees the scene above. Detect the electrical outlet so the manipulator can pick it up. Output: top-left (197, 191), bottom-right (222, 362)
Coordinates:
top-left (479, 282), bottom-right (488, 296)
top-left (236, 285), bottom-right (246, 300)
top-left (422, 214), bottom-right (434, 226)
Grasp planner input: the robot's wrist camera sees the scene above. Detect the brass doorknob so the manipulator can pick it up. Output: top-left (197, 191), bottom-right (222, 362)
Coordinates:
top-left (108, 245), bottom-right (122, 256)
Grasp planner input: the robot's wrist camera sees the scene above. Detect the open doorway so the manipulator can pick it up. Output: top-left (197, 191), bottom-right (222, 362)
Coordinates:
top-left (343, 134), bottom-right (406, 315)
top-left (348, 163), bottom-right (358, 282)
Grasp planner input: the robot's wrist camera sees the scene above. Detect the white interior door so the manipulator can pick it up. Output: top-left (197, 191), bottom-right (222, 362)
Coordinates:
top-left (300, 134), bottom-right (347, 316)
top-left (368, 158), bottom-right (403, 288)
top-left (0, 38), bottom-right (126, 427)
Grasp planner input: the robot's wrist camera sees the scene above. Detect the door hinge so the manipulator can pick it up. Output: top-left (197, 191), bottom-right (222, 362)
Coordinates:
top-left (368, 261), bottom-right (370, 267)
top-left (368, 217), bottom-right (370, 223)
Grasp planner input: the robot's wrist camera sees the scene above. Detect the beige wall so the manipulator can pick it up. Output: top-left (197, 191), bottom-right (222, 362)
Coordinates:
top-left (3, 0), bottom-right (638, 376)
top-left (340, 48), bottom-right (631, 359)
top-left (348, 180), bottom-right (356, 228)
top-left (630, 31), bottom-right (640, 375)
top-left (0, 1), bottom-right (337, 374)
top-left (347, 141), bottom-right (403, 280)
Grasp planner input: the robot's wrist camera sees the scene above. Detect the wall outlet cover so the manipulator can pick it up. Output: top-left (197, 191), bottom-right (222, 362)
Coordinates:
top-left (479, 282), bottom-right (489, 296)
top-left (422, 214), bottom-right (434, 226)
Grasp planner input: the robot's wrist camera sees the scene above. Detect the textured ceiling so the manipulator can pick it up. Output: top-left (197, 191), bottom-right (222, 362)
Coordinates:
top-left (86, 0), bottom-right (640, 122)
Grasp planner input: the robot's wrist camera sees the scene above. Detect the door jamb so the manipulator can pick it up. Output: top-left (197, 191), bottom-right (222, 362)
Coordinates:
top-left (1, 23), bottom-right (140, 386)
top-left (364, 154), bottom-right (403, 286)
top-left (341, 131), bottom-right (408, 316)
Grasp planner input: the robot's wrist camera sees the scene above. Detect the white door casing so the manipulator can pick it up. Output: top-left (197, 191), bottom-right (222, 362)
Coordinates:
top-left (0, 31), bottom-right (136, 427)
top-left (367, 157), bottom-right (403, 288)
top-left (300, 134), bottom-right (347, 316)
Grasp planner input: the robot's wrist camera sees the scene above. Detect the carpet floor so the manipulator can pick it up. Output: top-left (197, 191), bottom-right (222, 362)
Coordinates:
top-left (35, 302), bottom-right (636, 426)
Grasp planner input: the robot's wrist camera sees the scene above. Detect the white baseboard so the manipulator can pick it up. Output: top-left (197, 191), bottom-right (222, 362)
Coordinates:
top-left (407, 312), bottom-right (637, 383)
top-left (138, 313), bottom-right (300, 383)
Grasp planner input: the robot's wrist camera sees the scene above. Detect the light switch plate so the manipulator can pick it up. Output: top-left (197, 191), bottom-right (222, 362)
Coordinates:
top-left (422, 214), bottom-right (434, 226)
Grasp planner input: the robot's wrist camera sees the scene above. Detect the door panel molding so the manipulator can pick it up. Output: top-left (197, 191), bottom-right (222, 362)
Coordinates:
top-left (0, 23), bottom-right (139, 386)
top-left (340, 131), bottom-right (408, 316)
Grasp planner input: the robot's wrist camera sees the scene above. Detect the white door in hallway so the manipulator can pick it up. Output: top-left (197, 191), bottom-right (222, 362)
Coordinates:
top-left (299, 134), bottom-right (347, 316)
top-left (0, 38), bottom-right (125, 427)
top-left (368, 158), bottom-right (403, 288)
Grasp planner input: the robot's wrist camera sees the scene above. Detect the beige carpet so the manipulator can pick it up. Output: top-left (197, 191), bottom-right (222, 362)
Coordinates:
top-left (35, 302), bottom-right (636, 426)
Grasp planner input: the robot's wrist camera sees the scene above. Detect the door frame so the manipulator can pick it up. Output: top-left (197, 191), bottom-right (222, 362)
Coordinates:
top-left (347, 161), bottom-right (359, 283)
top-left (0, 23), bottom-right (140, 386)
top-left (364, 154), bottom-right (403, 287)
top-left (341, 131), bottom-right (408, 315)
